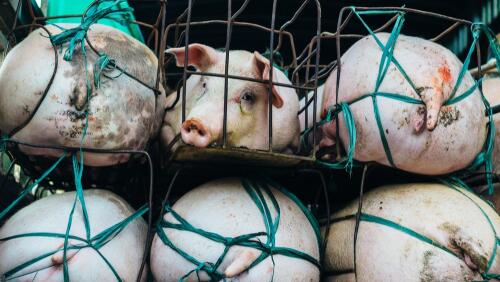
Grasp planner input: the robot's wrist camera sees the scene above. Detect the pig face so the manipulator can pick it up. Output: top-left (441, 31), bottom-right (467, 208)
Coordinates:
top-left (166, 44), bottom-right (299, 152)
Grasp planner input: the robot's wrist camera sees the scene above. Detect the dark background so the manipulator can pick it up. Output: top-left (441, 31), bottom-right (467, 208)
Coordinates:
top-left (129, 0), bottom-right (488, 64)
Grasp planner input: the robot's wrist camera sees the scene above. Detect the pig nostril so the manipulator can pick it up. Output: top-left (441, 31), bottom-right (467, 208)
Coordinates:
top-left (198, 130), bottom-right (205, 137)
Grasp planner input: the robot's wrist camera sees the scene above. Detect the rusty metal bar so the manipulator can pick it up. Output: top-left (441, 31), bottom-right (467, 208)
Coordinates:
top-left (181, 0), bottom-right (193, 125)
top-left (162, 20), bottom-right (297, 69)
top-left (222, 0), bottom-right (232, 148)
top-left (267, 0), bottom-right (278, 152)
top-left (311, 0), bottom-right (321, 158)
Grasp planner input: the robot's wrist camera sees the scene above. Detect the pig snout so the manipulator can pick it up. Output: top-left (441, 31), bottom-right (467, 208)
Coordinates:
top-left (181, 118), bottom-right (212, 148)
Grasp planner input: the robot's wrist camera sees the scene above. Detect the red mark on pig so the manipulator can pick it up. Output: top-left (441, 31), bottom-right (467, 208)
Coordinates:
top-left (438, 65), bottom-right (452, 84)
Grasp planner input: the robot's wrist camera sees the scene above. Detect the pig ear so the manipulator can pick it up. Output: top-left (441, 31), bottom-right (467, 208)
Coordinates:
top-left (165, 43), bottom-right (219, 71)
top-left (253, 51), bottom-right (284, 108)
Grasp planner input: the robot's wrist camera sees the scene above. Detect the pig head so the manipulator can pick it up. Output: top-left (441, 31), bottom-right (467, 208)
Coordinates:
top-left (161, 44), bottom-right (300, 154)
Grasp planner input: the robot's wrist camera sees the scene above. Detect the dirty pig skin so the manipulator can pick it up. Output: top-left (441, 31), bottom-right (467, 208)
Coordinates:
top-left (318, 33), bottom-right (486, 175)
top-left (0, 23), bottom-right (167, 166)
top-left (323, 183), bottom-right (500, 282)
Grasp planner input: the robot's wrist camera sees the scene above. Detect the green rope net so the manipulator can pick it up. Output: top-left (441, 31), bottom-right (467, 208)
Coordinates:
top-left (0, 154), bottom-right (148, 282)
top-left (156, 177), bottom-right (322, 281)
top-left (0, 1), bottom-right (148, 281)
top-left (302, 8), bottom-right (497, 193)
top-left (329, 179), bottom-right (499, 280)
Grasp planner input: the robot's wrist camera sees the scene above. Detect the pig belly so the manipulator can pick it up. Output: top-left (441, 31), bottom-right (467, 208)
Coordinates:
top-left (0, 190), bottom-right (147, 281)
top-left (0, 24), bottom-right (166, 166)
top-left (323, 183), bottom-right (500, 281)
top-left (327, 222), bottom-right (482, 282)
top-left (150, 178), bottom-right (320, 281)
top-left (335, 94), bottom-right (485, 175)
top-left (322, 33), bottom-right (487, 175)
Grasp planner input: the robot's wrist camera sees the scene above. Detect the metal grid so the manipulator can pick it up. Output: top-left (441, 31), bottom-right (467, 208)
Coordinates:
top-left (1, 1), bottom-right (497, 280)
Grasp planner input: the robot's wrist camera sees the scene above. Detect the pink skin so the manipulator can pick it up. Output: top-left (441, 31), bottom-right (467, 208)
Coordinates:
top-left (0, 190), bottom-right (147, 282)
top-left (316, 33), bottom-right (486, 175)
top-left (181, 118), bottom-right (212, 148)
top-left (0, 24), bottom-right (166, 167)
top-left (162, 44), bottom-right (300, 153)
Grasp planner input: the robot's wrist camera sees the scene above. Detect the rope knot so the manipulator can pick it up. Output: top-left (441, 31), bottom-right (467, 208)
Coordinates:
top-left (49, 0), bottom-right (133, 62)
top-left (94, 54), bottom-right (123, 89)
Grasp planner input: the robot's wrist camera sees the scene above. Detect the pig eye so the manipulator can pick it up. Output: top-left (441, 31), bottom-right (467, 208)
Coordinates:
top-left (202, 81), bottom-right (207, 88)
top-left (240, 91), bottom-right (255, 103)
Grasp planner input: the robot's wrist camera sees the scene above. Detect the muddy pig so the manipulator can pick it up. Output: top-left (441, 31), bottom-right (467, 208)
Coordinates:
top-left (0, 23), bottom-right (166, 166)
top-left (323, 183), bottom-right (500, 281)
top-left (319, 33), bottom-right (487, 175)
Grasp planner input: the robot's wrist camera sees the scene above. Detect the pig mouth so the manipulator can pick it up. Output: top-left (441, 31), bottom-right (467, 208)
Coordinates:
top-left (180, 118), bottom-right (213, 148)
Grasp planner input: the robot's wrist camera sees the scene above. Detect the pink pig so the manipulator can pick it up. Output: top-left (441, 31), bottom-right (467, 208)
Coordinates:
top-left (161, 44), bottom-right (300, 154)
top-left (319, 33), bottom-right (487, 175)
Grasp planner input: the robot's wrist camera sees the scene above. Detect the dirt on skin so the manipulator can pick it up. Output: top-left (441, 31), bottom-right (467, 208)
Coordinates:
top-left (439, 222), bottom-right (488, 271)
top-left (438, 106), bottom-right (460, 127)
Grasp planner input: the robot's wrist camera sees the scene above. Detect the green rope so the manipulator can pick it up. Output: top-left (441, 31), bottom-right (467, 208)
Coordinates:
top-left (0, 2), bottom-right (148, 281)
top-left (0, 154), bottom-right (66, 221)
top-left (308, 8), bottom-right (496, 194)
top-left (155, 177), bottom-right (321, 281)
top-left (331, 180), bottom-right (500, 279)
top-left (93, 54), bottom-right (124, 89)
top-left (49, 0), bottom-right (133, 61)
top-left (0, 204), bottom-right (148, 281)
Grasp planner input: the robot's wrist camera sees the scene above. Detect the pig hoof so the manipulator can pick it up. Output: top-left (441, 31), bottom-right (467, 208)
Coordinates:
top-left (50, 242), bottom-right (77, 265)
top-left (426, 108), bottom-right (440, 131)
top-left (224, 249), bottom-right (258, 278)
top-left (411, 106), bottom-right (426, 134)
top-left (464, 254), bottom-right (479, 270)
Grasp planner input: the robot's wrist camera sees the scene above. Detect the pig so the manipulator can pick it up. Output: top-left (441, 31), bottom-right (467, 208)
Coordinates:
top-left (0, 189), bottom-right (147, 281)
top-left (476, 68), bottom-right (500, 211)
top-left (323, 183), bottom-right (500, 281)
top-left (0, 23), bottom-right (167, 166)
top-left (319, 33), bottom-right (487, 175)
top-left (160, 44), bottom-right (300, 154)
top-left (150, 177), bottom-right (320, 281)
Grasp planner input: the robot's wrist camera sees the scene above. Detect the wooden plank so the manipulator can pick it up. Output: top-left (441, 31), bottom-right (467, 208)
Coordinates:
top-left (169, 145), bottom-right (316, 168)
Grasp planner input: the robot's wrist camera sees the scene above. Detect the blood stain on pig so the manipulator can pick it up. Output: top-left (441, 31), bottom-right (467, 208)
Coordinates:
top-left (438, 65), bottom-right (452, 84)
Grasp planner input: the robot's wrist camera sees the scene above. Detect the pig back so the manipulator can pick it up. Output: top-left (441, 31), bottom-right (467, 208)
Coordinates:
top-left (323, 33), bottom-right (487, 175)
top-left (323, 183), bottom-right (500, 281)
top-left (151, 177), bottom-right (320, 281)
top-left (483, 75), bottom-right (500, 176)
top-left (0, 23), bottom-right (166, 166)
top-left (0, 189), bottom-right (147, 281)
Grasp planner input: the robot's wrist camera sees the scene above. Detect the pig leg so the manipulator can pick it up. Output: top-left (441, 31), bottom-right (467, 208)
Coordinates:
top-left (50, 242), bottom-right (80, 266)
top-left (419, 87), bottom-right (444, 131)
top-left (224, 248), bottom-right (260, 278)
top-left (411, 106), bottom-right (427, 134)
